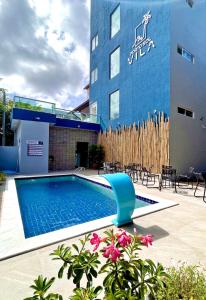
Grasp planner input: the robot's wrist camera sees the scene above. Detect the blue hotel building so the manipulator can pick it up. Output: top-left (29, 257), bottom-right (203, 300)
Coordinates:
top-left (6, 0), bottom-right (206, 174)
top-left (89, 0), bottom-right (206, 172)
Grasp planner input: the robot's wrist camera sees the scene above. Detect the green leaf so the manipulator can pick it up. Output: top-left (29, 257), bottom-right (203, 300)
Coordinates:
top-left (67, 265), bottom-right (73, 280)
top-left (26, 276), bottom-right (57, 299)
top-left (90, 267), bottom-right (97, 278)
top-left (58, 266), bottom-right (65, 279)
top-left (99, 262), bottom-right (112, 273)
top-left (94, 286), bottom-right (103, 295)
top-left (50, 244), bottom-right (72, 263)
top-left (87, 273), bottom-right (92, 282)
top-left (45, 293), bottom-right (63, 300)
top-left (72, 244), bottom-right (79, 253)
top-left (73, 270), bottom-right (84, 285)
top-left (103, 292), bottom-right (116, 300)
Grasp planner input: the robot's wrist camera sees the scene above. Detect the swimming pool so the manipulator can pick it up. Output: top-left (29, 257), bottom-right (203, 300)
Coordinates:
top-left (15, 175), bottom-right (156, 238)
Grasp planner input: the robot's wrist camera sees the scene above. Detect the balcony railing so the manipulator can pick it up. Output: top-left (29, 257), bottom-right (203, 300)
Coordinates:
top-left (13, 96), bottom-right (99, 124)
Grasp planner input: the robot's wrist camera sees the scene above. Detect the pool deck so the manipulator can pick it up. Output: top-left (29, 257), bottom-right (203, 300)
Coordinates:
top-left (1, 170), bottom-right (206, 299)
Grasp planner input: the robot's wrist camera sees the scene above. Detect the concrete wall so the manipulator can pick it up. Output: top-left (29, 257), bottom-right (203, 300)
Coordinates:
top-left (0, 146), bottom-right (18, 171)
top-left (90, 0), bottom-right (171, 129)
top-left (16, 120), bottom-right (49, 174)
top-left (170, 1), bottom-right (206, 172)
top-left (49, 127), bottom-right (97, 170)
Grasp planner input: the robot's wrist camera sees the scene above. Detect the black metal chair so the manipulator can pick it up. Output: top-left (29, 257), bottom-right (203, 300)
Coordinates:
top-left (159, 166), bottom-right (177, 192)
top-left (141, 166), bottom-right (159, 187)
top-left (113, 161), bottom-right (124, 173)
top-left (135, 163), bottom-right (143, 180)
top-left (98, 162), bottom-right (115, 174)
top-left (130, 163), bottom-right (139, 183)
top-left (162, 165), bottom-right (173, 170)
top-left (124, 163), bottom-right (138, 183)
top-left (176, 167), bottom-right (195, 189)
top-left (194, 172), bottom-right (206, 203)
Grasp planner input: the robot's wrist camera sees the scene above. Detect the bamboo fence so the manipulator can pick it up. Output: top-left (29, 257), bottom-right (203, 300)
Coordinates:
top-left (98, 113), bottom-right (170, 173)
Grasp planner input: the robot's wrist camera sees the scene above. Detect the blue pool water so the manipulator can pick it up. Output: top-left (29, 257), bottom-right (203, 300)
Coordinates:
top-left (15, 175), bottom-right (156, 238)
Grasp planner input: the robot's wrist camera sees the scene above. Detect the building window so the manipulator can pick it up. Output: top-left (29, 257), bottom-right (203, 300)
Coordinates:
top-left (91, 34), bottom-right (98, 51)
top-left (177, 45), bottom-right (194, 63)
top-left (91, 68), bottom-right (98, 84)
top-left (110, 47), bottom-right (120, 79)
top-left (110, 4), bottom-right (120, 38)
top-left (186, 0), bottom-right (194, 7)
top-left (110, 90), bottom-right (119, 120)
top-left (90, 101), bottom-right (97, 115)
top-left (177, 107), bottom-right (194, 118)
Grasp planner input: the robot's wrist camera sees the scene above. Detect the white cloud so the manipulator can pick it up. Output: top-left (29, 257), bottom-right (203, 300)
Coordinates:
top-left (0, 0), bottom-right (90, 108)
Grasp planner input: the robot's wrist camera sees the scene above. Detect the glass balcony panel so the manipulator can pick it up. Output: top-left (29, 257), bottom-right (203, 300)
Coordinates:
top-left (14, 96), bottom-right (99, 124)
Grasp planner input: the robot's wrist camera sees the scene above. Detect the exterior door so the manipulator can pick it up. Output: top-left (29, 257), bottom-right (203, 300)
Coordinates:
top-left (76, 142), bottom-right (89, 168)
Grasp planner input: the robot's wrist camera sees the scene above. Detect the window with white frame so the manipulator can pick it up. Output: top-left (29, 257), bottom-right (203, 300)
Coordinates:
top-left (91, 68), bottom-right (98, 84)
top-left (110, 5), bottom-right (120, 38)
top-left (91, 34), bottom-right (98, 51)
top-left (110, 90), bottom-right (119, 120)
top-left (177, 45), bottom-right (194, 63)
top-left (110, 47), bottom-right (120, 79)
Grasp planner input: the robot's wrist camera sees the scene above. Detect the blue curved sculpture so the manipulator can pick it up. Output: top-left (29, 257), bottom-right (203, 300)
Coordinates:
top-left (102, 173), bottom-right (136, 226)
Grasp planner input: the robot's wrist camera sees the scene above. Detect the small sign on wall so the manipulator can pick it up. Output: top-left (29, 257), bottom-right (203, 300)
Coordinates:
top-left (27, 140), bottom-right (43, 156)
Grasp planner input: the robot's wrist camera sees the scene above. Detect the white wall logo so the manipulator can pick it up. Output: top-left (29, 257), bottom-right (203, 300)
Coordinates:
top-left (128, 11), bottom-right (155, 65)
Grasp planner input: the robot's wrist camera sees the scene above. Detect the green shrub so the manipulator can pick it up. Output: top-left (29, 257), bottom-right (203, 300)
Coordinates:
top-left (24, 276), bottom-right (63, 300)
top-left (25, 229), bottom-right (168, 300)
top-left (89, 144), bottom-right (105, 169)
top-left (15, 101), bottom-right (42, 111)
top-left (25, 230), bottom-right (206, 300)
top-left (156, 263), bottom-right (206, 300)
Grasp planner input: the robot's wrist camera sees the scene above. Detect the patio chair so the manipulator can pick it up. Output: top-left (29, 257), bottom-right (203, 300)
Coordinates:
top-left (194, 172), bottom-right (206, 203)
top-left (124, 163), bottom-right (139, 183)
top-left (176, 167), bottom-right (195, 189)
top-left (159, 167), bottom-right (177, 191)
top-left (141, 166), bottom-right (159, 187)
top-left (113, 161), bottom-right (124, 173)
top-left (133, 163), bottom-right (142, 182)
top-left (134, 163), bottom-right (143, 180)
top-left (162, 165), bottom-right (173, 169)
top-left (98, 162), bottom-right (115, 174)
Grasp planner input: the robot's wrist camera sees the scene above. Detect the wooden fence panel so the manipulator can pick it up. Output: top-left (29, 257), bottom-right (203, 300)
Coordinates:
top-left (98, 114), bottom-right (170, 173)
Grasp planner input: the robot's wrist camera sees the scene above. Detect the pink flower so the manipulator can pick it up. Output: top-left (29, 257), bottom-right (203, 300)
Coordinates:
top-left (90, 233), bottom-right (101, 251)
top-left (90, 233), bottom-right (106, 251)
top-left (117, 230), bottom-right (132, 247)
top-left (140, 234), bottom-right (153, 247)
top-left (103, 243), bottom-right (121, 262)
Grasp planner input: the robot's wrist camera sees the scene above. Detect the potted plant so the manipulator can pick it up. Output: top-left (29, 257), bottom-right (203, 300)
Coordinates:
top-left (89, 144), bottom-right (105, 169)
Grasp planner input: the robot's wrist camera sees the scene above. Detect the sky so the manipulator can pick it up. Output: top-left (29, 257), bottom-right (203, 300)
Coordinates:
top-left (0, 0), bottom-right (90, 109)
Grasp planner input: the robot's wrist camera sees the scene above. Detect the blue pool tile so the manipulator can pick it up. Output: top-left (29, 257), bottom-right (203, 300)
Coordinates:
top-left (15, 175), bottom-right (155, 238)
